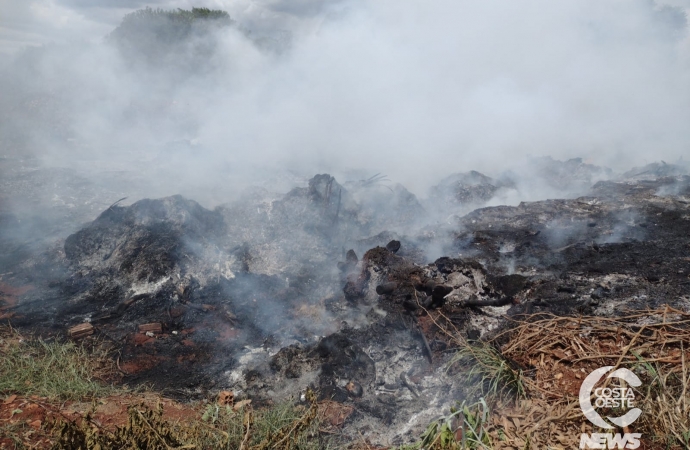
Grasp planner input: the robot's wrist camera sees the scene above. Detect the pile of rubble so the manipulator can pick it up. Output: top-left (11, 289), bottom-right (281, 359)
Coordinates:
top-left (2, 160), bottom-right (690, 446)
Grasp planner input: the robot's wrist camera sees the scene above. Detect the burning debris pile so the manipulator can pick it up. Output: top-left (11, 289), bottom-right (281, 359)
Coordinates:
top-left (430, 170), bottom-right (516, 211)
top-left (2, 162), bottom-right (690, 446)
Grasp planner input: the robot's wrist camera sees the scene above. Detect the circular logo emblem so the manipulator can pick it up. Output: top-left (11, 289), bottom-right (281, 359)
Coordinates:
top-left (579, 366), bottom-right (642, 429)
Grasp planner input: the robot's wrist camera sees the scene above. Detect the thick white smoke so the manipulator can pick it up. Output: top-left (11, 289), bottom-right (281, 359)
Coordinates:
top-left (0, 0), bottom-right (688, 202)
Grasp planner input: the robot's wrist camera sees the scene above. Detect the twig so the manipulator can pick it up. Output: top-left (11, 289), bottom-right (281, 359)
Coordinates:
top-left (239, 410), bottom-right (251, 450)
top-left (412, 288), bottom-right (457, 342)
top-left (135, 408), bottom-right (195, 450)
top-left (107, 197), bottom-right (128, 211)
top-left (400, 372), bottom-right (420, 397)
top-left (679, 341), bottom-right (687, 412)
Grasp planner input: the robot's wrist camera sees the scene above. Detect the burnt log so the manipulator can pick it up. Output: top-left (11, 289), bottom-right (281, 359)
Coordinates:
top-left (399, 372), bottom-right (420, 397)
top-left (418, 328), bottom-right (433, 364)
top-left (462, 296), bottom-right (513, 307)
top-left (490, 274), bottom-right (527, 297)
top-left (413, 280), bottom-right (437, 296)
top-left (385, 240), bottom-right (401, 253)
top-left (427, 284), bottom-right (453, 308)
top-left (432, 285), bottom-right (453, 299)
top-left (375, 282), bottom-right (398, 295)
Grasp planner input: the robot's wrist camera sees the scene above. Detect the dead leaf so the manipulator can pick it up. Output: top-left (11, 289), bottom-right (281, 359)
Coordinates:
top-left (553, 350), bottom-right (568, 360)
top-left (512, 417), bottom-right (521, 430)
top-left (4, 395), bottom-right (17, 404)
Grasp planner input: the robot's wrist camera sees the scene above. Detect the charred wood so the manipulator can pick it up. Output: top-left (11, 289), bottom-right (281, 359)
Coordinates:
top-left (385, 240), bottom-right (401, 253)
top-left (412, 318), bottom-right (433, 364)
top-left (462, 296), bottom-right (514, 307)
top-left (399, 372), bottom-right (419, 397)
top-left (375, 282), bottom-right (397, 295)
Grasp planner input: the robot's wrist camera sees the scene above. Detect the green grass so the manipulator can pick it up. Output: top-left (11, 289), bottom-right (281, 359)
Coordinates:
top-left (0, 326), bottom-right (330, 449)
top-left (395, 339), bottom-right (525, 450)
top-left (197, 399), bottom-right (327, 450)
top-left (397, 399), bottom-right (494, 450)
top-left (0, 327), bottom-right (116, 400)
top-left (448, 339), bottom-right (526, 401)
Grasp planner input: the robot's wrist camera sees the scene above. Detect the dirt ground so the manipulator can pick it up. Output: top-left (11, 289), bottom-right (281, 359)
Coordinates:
top-left (0, 393), bottom-right (199, 449)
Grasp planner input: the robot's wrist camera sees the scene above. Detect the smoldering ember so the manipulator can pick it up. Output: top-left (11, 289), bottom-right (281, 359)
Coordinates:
top-left (2, 3), bottom-right (690, 450)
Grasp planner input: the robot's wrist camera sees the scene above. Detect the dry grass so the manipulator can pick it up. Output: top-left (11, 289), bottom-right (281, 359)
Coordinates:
top-left (51, 391), bottom-right (327, 450)
top-left (0, 325), bottom-right (332, 449)
top-left (491, 305), bottom-right (690, 449)
top-left (6, 306), bottom-right (690, 449)
top-left (404, 305), bottom-right (690, 449)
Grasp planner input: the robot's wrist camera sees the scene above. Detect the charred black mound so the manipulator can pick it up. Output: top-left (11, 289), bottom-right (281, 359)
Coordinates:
top-left (3, 169), bottom-right (690, 445)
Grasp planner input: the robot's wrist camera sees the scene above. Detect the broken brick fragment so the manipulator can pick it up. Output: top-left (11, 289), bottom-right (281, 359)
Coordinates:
top-left (68, 322), bottom-right (94, 339)
top-left (138, 323), bottom-right (162, 334)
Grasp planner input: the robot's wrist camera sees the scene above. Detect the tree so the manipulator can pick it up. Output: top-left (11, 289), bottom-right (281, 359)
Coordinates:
top-left (107, 7), bottom-right (235, 69)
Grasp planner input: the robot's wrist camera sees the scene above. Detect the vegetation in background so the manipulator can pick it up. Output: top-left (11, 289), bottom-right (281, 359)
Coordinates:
top-left (107, 7), bottom-right (235, 69)
top-left (109, 7), bottom-right (233, 41)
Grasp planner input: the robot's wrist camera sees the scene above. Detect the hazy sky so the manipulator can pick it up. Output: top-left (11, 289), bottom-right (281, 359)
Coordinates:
top-left (1, 0), bottom-right (689, 198)
top-left (0, 0), bottom-right (337, 54)
top-left (2, 0), bottom-right (688, 53)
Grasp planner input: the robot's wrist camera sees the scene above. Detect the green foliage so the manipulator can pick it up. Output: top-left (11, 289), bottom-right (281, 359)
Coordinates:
top-left (0, 328), bottom-right (115, 400)
top-left (201, 402), bottom-right (222, 424)
top-left (108, 7), bottom-right (234, 67)
top-left (399, 340), bottom-right (524, 450)
top-left (114, 6), bottom-right (232, 34)
top-left (448, 339), bottom-right (526, 400)
top-left (398, 400), bottom-right (493, 450)
top-left (460, 399), bottom-right (493, 449)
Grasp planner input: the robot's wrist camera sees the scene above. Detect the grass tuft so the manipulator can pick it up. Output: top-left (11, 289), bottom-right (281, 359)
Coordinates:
top-left (0, 325), bottom-right (116, 400)
top-left (396, 399), bottom-right (494, 450)
top-left (448, 338), bottom-right (526, 401)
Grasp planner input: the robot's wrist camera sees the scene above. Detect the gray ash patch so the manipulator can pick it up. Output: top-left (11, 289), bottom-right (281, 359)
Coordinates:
top-left (2, 167), bottom-right (690, 446)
